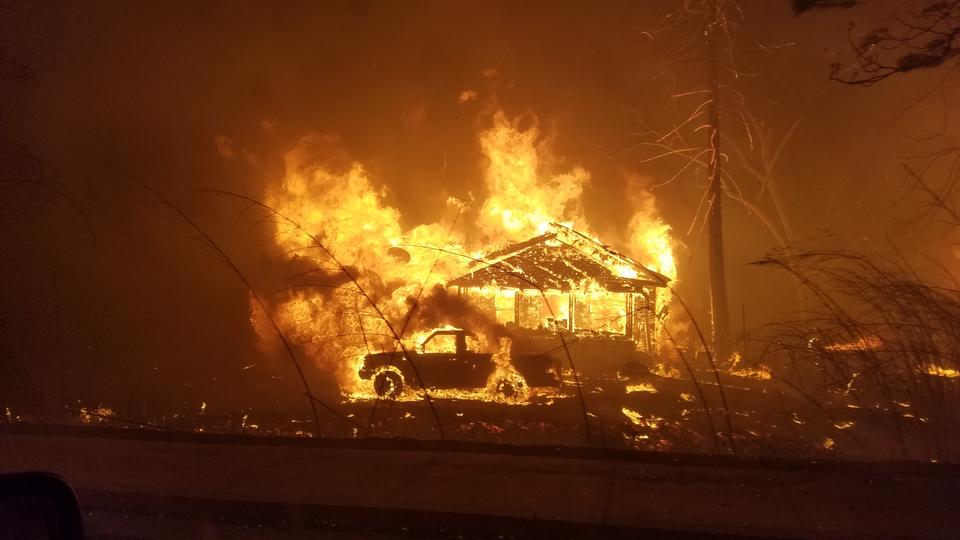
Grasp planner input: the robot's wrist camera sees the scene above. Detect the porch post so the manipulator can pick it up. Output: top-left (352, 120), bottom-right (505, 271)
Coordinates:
top-left (514, 290), bottom-right (522, 327)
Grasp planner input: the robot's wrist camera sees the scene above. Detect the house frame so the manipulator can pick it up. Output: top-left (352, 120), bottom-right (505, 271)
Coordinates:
top-left (448, 226), bottom-right (669, 354)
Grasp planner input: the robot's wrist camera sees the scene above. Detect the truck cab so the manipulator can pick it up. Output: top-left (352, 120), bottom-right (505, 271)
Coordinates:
top-left (358, 328), bottom-right (560, 399)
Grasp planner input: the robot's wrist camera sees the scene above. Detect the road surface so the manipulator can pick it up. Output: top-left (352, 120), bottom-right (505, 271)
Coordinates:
top-left (0, 424), bottom-right (956, 538)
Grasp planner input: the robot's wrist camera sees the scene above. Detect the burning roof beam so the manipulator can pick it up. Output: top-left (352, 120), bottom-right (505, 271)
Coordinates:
top-left (448, 226), bottom-right (670, 293)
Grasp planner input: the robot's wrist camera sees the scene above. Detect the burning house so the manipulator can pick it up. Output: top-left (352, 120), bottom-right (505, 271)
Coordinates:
top-left (259, 112), bottom-right (678, 399)
top-left (448, 225), bottom-right (670, 374)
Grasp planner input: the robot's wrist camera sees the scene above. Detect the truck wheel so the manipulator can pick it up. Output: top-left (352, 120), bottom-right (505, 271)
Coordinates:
top-left (373, 370), bottom-right (403, 399)
top-left (495, 378), bottom-right (525, 399)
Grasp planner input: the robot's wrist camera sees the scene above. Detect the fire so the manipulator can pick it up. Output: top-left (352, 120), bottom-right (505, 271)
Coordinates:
top-left (624, 174), bottom-right (677, 283)
top-left (340, 329), bottom-right (552, 405)
top-left (78, 406), bottom-right (115, 424)
top-left (477, 111), bottom-right (586, 243)
top-left (626, 382), bottom-right (658, 394)
top-left (924, 364), bottom-right (960, 378)
top-left (255, 109), bottom-right (677, 403)
top-left (621, 408), bottom-right (664, 429)
top-left (483, 337), bottom-right (531, 404)
top-left (728, 352), bottom-right (773, 380)
top-left (822, 336), bottom-right (883, 352)
top-left (651, 363), bottom-right (682, 379)
top-left (629, 220), bottom-right (676, 282)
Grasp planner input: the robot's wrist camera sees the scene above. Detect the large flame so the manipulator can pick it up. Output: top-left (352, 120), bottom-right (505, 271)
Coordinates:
top-left (624, 174), bottom-right (677, 282)
top-left (477, 111), bottom-right (587, 242)
top-left (256, 110), bottom-right (677, 403)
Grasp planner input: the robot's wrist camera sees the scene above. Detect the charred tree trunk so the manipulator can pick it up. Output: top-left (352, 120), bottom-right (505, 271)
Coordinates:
top-left (706, 0), bottom-right (731, 359)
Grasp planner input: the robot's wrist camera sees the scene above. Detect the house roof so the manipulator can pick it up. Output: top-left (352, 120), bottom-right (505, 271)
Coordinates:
top-left (447, 225), bottom-right (669, 293)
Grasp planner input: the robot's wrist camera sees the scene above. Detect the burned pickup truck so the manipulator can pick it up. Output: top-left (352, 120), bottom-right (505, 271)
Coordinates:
top-left (358, 329), bottom-right (561, 399)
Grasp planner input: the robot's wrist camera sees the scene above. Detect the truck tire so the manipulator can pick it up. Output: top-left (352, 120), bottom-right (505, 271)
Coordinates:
top-left (495, 378), bottom-right (525, 399)
top-left (373, 370), bottom-right (403, 399)
top-left (497, 380), bottom-right (516, 398)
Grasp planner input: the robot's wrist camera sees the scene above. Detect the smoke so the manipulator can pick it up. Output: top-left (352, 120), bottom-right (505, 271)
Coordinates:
top-left (406, 284), bottom-right (508, 346)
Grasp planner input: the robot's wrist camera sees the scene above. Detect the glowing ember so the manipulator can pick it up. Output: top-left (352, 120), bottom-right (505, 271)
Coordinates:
top-left (621, 408), bottom-right (664, 429)
top-left (822, 336), bottom-right (883, 352)
top-left (728, 352), bottom-right (772, 380)
top-left (626, 382), bottom-right (658, 394)
top-left (651, 363), bottom-right (682, 379)
top-left (924, 364), bottom-right (960, 378)
top-left (79, 406), bottom-right (115, 424)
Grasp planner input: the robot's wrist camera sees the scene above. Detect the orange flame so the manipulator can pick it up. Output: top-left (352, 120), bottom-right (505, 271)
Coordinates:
top-left (256, 110), bottom-right (677, 402)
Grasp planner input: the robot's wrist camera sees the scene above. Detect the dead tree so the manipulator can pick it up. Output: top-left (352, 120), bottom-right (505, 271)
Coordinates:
top-left (794, 0), bottom-right (960, 86)
top-left (615, 0), bottom-right (814, 357)
top-left (704, 0), bottom-right (731, 358)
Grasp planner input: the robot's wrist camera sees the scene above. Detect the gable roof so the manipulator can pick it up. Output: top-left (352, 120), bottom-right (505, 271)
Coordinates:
top-left (447, 224), bottom-right (669, 293)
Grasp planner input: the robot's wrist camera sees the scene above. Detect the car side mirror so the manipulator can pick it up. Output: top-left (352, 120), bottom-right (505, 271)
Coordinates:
top-left (0, 472), bottom-right (84, 539)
